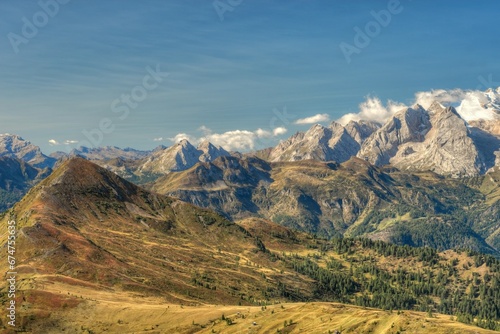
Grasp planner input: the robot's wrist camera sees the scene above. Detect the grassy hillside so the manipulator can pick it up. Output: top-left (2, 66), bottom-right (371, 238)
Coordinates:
top-left (2, 158), bottom-right (500, 332)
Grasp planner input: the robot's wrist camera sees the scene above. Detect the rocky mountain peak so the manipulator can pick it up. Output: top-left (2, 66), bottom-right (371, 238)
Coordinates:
top-left (329, 121), bottom-right (345, 132)
top-left (136, 139), bottom-right (231, 175)
top-left (305, 124), bottom-right (332, 142)
top-left (344, 120), bottom-right (381, 145)
top-left (177, 139), bottom-right (196, 150)
top-left (197, 140), bottom-right (230, 162)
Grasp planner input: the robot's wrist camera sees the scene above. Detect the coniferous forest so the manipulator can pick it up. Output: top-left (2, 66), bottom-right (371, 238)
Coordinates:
top-left (272, 237), bottom-right (500, 331)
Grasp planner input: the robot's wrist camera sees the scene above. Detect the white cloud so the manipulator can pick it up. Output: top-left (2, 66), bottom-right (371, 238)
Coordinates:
top-left (198, 125), bottom-right (212, 135)
top-left (413, 89), bottom-right (467, 109)
top-left (273, 127), bottom-right (287, 136)
top-left (48, 139), bottom-right (78, 146)
top-left (168, 133), bottom-right (196, 144)
top-left (205, 130), bottom-right (256, 151)
top-left (255, 128), bottom-right (272, 138)
top-left (413, 88), bottom-right (500, 121)
top-left (295, 113), bottom-right (330, 124)
top-left (336, 88), bottom-right (500, 126)
top-left (456, 90), bottom-right (500, 121)
top-left (337, 97), bottom-right (406, 125)
top-left (153, 137), bottom-right (164, 142)
top-left (166, 125), bottom-right (289, 151)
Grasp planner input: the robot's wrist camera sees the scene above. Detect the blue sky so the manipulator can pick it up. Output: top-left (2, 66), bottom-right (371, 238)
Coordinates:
top-left (1, 0), bottom-right (499, 153)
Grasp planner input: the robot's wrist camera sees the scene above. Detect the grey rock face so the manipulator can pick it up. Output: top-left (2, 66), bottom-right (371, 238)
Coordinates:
top-left (391, 104), bottom-right (481, 177)
top-left (357, 105), bottom-right (431, 166)
top-left (269, 99), bottom-right (499, 177)
top-left (269, 122), bottom-right (360, 163)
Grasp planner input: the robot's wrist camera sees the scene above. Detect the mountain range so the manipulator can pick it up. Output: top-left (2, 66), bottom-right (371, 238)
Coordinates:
top-left (264, 102), bottom-right (499, 177)
top-left (1, 88), bottom-right (499, 181)
top-left (50, 145), bottom-right (152, 161)
top-left (0, 89), bottom-right (499, 251)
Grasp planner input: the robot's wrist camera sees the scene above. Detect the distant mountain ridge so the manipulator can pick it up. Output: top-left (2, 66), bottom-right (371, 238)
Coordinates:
top-left (1, 89), bottom-right (499, 207)
top-left (51, 145), bottom-right (152, 161)
top-left (0, 133), bottom-right (55, 169)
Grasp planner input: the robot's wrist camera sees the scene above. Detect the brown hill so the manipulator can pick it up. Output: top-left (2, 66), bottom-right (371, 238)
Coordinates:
top-left (0, 158), bottom-right (315, 330)
top-left (3, 156), bottom-right (314, 293)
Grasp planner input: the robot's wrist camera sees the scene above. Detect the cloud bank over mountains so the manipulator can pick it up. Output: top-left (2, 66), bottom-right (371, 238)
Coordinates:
top-left (161, 125), bottom-right (288, 151)
top-left (337, 97), bottom-right (406, 125)
top-left (338, 87), bottom-right (500, 125)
